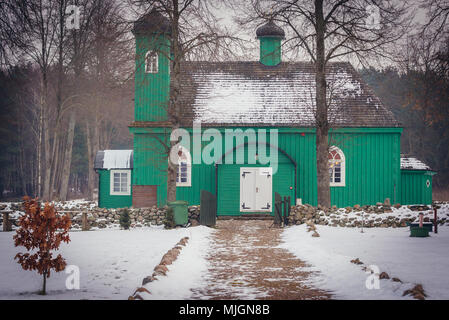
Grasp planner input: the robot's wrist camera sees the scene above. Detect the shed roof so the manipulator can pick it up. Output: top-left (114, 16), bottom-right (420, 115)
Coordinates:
top-left (172, 61), bottom-right (399, 128)
top-left (400, 157), bottom-right (432, 171)
top-left (94, 150), bottom-right (133, 170)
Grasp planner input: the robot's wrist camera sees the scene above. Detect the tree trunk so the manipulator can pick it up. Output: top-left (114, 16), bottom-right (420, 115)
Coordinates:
top-left (37, 86), bottom-right (44, 198)
top-left (59, 111), bottom-right (76, 201)
top-left (167, 140), bottom-right (178, 202)
top-left (166, 1), bottom-right (181, 203)
top-left (86, 122), bottom-right (93, 200)
top-left (49, 132), bottom-right (61, 200)
top-left (42, 73), bottom-right (52, 201)
top-left (18, 121), bottom-right (27, 196)
top-left (41, 271), bottom-right (47, 295)
top-left (315, 0), bottom-right (331, 208)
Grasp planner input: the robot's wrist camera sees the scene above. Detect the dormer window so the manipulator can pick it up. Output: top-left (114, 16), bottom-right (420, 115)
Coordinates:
top-left (145, 50), bottom-right (158, 73)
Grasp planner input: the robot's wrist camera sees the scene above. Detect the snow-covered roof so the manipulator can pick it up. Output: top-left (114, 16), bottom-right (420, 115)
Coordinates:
top-left (400, 157), bottom-right (432, 171)
top-left (167, 61), bottom-right (399, 127)
top-left (94, 150), bottom-right (133, 170)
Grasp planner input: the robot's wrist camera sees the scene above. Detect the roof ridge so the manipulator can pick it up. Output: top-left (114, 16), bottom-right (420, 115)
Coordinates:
top-left (175, 60), bottom-right (400, 127)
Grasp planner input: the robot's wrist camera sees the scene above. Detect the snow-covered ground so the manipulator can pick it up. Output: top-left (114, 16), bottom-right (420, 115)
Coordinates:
top-left (140, 226), bottom-right (214, 300)
top-left (280, 225), bottom-right (449, 299)
top-left (0, 226), bottom-right (210, 300)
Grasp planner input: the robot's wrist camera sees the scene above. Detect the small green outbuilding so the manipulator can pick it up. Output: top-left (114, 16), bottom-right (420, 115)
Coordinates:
top-left (94, 150), bottom-right (133, 209)
top-left (400, 157), bottom-right (436, 205)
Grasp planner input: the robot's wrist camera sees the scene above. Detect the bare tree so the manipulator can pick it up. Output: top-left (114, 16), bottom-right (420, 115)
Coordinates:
top-left (60, 0), bottom-right (104, 201)
top-left (236, 0), bottom-right (410, 207)
top-left (421, 0), bottom-right (449, 41)
top-left (0, 2), bottom-right (27, 67)
top-left (82, 0), bottom-right (133, 200)
top-left (1, 1), bottom-right (63, 200)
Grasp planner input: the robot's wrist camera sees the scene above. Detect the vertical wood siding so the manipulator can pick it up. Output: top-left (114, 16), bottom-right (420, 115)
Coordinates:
top-left (217, 149), bottom-right (295, 216)
top-left (259, 37), bottom-right (282, 66)
top-left (400, 171), bottom-right (433, 205)
top-left (132, 128), bottom-right (402, 212)
top-left (98, 170), bottom-right (133, 209)
top-left (134, 35), bottom-right (170, 122)
top-left (329, 131), bottom-right (401, 207)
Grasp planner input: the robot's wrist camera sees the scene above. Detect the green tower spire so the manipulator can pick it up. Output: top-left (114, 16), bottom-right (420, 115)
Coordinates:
top-left (256, 21), bottom-right (285, 66)
top-left (132, 8), bottom-right (171, 122)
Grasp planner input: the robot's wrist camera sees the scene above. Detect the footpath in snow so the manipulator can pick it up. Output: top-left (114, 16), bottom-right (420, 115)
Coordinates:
top-left (280, 224), bottom-right (449, 299)
top-left (139, 226), bottom-right (214, 300)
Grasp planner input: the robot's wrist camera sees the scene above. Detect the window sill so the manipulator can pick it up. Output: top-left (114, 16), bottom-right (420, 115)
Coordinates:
top-left (110, 192), bottom-right (131, 196)
top-left (176, 184), bottom-right (191, 187)
top-left (330, 184), bottom-right (345, 187)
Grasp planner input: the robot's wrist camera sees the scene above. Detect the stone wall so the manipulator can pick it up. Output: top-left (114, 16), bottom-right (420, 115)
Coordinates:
top-left (69, 205), bottom-right (201, 230)
top-left (0, 202), bottom-right (201, 230)
top-left (2, 200), bottom-right (449, 230)
top-left (288, 203), bottom-right (448, 228)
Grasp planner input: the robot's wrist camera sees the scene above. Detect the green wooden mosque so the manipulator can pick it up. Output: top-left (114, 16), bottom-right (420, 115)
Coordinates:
top-left (94, 10), bottom-right (435, 213)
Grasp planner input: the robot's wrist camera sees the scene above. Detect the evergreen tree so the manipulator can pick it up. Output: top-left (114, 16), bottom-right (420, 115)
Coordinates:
top-left (119, 208), bottom-right (131, 230)
top-left (164, 208), bottom-right (176, 229)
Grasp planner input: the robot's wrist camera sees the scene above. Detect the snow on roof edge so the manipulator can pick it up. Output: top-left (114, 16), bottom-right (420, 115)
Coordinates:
top-left (95, 150), bottom-right (133, 170)
top-left (400, 157), bottom-right (432, 171)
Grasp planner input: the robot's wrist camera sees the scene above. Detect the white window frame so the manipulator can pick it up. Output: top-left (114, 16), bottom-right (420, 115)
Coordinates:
top-left (110, 170), bottom-right (131, 196)
top-left (145, 50), bottom-right (158, 73)
top-left (175, 146), bottom-right (192, 187)
top-left (329, 146), bottom-right (346, 187)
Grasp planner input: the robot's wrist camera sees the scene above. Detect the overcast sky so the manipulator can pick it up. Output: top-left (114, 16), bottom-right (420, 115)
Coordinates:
top-left (120, 0), bottom-right (431, 69)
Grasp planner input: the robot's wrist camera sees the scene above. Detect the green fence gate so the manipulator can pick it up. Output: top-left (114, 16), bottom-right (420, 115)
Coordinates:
top-left (200, 190), bottom-right (217, 227)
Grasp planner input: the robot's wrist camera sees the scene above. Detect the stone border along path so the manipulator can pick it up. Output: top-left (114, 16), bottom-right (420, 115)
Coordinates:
top-left (190, 220), bottom-right (331, 300)
top-left (128, 236), bottom-right (190, 300)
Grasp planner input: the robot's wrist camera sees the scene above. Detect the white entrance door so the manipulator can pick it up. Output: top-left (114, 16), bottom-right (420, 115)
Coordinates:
top-left (240, 167), bottom-right (273, 212)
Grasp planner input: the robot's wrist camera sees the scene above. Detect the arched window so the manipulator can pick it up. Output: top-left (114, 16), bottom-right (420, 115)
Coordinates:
top-left (145, 50), bottom-right (158, 73)
top-left (176, 146), bottom-right (191, 187)
top-left (328, 146), bottom-right (345, 187)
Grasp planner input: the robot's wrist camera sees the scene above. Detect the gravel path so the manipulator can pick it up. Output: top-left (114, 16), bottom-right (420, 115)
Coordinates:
top-left (191, 219), bottom-right (331, 300)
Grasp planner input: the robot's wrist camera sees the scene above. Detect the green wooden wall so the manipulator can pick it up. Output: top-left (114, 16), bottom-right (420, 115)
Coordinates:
top-left (134, 34), bottom-right (170, 122)
top-left (328, 130), bottom-right (401, 207)
top-left (98, 169), bottom-right (133, 209)
top-left (400, 170), bottom-right (434, 205)
top-left (217, 150), bottom-right (295, 216)
top-left (130, 127), bottom-right (403, 212)
top-left (259, 37), bottom-right (282, 66)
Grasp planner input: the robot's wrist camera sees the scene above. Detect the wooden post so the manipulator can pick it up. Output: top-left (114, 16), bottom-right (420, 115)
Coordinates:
top-left (433, 207), bottom-right (438, 234)
top-left (282, 197), bottom-right (287, 228)
top-left (82, 212), bottom-right (89, 231)
top-left (3, 212), bottom-right (12, 232)
top-left (361, 211), bottom-right (364, 233)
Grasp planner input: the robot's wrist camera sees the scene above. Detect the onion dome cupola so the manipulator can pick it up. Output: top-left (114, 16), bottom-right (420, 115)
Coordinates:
top-left (256, 21), bottom-right (285, 66)
top-left (132, 8), bottom-right (171, 36)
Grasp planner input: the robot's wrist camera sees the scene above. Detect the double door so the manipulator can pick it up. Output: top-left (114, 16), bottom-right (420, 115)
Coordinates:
top-left (240, 167), bottom-right (273, 212)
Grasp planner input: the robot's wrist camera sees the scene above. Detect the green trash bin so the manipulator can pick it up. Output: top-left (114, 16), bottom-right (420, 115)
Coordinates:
top-left (410, 227), bottom-right (429, 237)
top-left (168, 201), bottom-right (189, 226)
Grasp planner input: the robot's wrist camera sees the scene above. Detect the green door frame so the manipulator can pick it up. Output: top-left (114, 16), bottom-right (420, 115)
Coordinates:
top-left (214, 141), bottom-right (298, 202)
